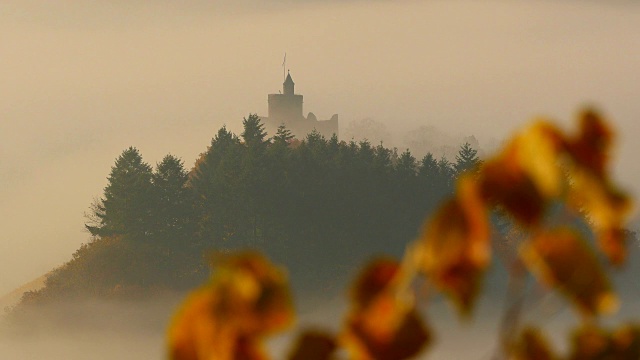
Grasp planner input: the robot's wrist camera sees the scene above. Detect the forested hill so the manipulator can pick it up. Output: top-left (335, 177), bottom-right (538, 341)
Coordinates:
top-left (17, 115), bottom-right (481, 306)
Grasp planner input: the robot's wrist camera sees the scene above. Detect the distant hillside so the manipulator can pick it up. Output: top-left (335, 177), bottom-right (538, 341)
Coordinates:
top-left (8, 117), bottom-right (481, 311)
top-left (0, 274), bottom-right (47, 311)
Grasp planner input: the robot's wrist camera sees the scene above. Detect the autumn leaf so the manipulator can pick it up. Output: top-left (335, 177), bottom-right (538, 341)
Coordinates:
top-left (557, 108), bottom-right (633, 265)
top-left (567, 324), bottom-right (640, 360)
top-left (566, 167), bottom-right (632, 265)
top-left (476, 120), bottom-right (568, 227)
top-left (520, 228), bottom-right (617, 317)
top-left (568, 326), bottom-right (610, 360)
top-left (610, 324), bottom-right (640, 359)
top-left (566, 108), bottom-right (613, 179)
top-left (512, 327), bottom-right (557, 360)
top-left (166, 106), bottom-right (639, 360)
top-left (167, 252), bottom-right (294, 360)
top-left (479, 153), bottom-right (547, 227)
top-left (287, 330), bottom-right (337, 360)
top-left (342, 259), bottom-right (431, 360)
top-left (419, 176), bottom-right (490, 315)
top-left (511, 121), bottom-right (566, 199)
top-left (344, 309), bottom-right (430, 360)
top-left (350, 258), bottom-right (401, 310)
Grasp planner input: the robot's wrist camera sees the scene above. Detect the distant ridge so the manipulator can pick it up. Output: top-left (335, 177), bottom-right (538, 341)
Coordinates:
top-left (0, 274), bottom-right (47, 311)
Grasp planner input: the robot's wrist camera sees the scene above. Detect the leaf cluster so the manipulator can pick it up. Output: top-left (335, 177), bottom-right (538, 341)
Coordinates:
top-left (167, 109), bottom-right (639, 359)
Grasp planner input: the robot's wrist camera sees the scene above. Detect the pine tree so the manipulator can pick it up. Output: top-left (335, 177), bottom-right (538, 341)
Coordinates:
top-left (241, 114), bottom-right (269, 150)
top-left (272, 124), bottom-right (294, 146)
top-left (241, 114), bottom-right (271, 244)
top-left (151, 155), bottom-right (191, 240)
top-left (190, 126), bottom-right (245, 245)
top-left (86, 147), bottom-right (154, 239)
top-left (455, 142), bottom-right (481, 175)
top-left (396, 149), bottom-right (417, 179)
top-left (419, 153), bottom-right (438, 180)
top-left (437, 156), bottom-right (455, 195)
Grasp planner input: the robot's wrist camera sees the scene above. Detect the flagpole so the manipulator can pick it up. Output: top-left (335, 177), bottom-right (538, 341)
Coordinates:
top-left (282, 52), bottom-right (286, 83)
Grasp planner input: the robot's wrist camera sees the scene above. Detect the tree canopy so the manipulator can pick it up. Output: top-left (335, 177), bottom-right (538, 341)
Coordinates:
top-left (27, 117), bottom-right (481, 302)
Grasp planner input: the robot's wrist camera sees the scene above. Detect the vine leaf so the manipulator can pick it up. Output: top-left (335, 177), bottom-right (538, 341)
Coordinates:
top-left (419, 177), bottom-right (490, 315)
top-left (563, 109), bottom-right (632, 265)
top-left (513, 327), bottom-right (557, 360)
top-left (287, 331), bottom-right (337, 360)
top-left (567, 108), bottom-right (613, 179)
top-left (168, 252), bottom-right (294, 360)
top-left (568, 324), bottom-right (640, 359)
top-left (520, 228), bottom-right (617, 317)
top-left (566, 168), bottom-right (631, 266)
top-left (476, 120), bottom-right (568, 228)
top-left (342, 259), bottom-right (431, 360)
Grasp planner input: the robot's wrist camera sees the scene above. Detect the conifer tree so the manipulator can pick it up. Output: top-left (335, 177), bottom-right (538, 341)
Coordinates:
top-left (241, 114), bottom-right (271, 243)
top-left (241, 114), bottom-right (269, 151)
top-left (272, 124), bottom-right (294, 146)
top-left (86, 147), bottom-right (154, 239)
top-left (396, 149), bottom-right (417, 179)
top-left (418, 153), bottom-right (438, 180)
top-left (190, 126), bottom-right (245, 245)
top-left (437, 156), bottom-right (455, 195)
top-left (151, 155), bottom-right (192, 240)
top-left (455, 142), bottom-right (481, 175)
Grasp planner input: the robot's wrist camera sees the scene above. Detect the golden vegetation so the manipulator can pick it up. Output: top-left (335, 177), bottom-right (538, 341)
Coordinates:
top-left (167, 108), bottom-right (638, 359)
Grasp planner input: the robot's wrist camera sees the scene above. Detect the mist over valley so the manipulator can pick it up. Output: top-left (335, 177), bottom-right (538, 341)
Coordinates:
top-left (2, 1), bottom-right (640, 359)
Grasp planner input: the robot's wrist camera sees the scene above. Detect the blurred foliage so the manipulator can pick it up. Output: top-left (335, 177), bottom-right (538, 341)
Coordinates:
top-left (167, 108), bottom-right (639, 359)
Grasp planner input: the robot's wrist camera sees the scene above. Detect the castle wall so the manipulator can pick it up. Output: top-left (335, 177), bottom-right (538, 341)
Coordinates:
top-left (261, 114), bottom-right (339, 140)
top-left (261, 74), bottom-right (338, 140)
top-left (268, 94), bottom-right (303, 121)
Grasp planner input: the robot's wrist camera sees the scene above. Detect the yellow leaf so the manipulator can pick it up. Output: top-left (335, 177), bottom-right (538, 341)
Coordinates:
top-left (566, 168), bottom-right (632, 265)
top-left (167, 252), bottom-right (294, 360)
top-left (520, 228), bottom-right (617, 317)
top-left (479, 152), bottom-right (547, 227)
top-left (343, 309), bottom-right (431, 360)
top-left (512, 327), bottom-right (557, 360)
top-left (568, 326), bottom-right (611, 360)
top-left (342, 259), bottom-right (431, 360)
top-left (567, 108), bottom-right (613, 179)
top-left (287, 331), bottom-right (337, 360)
top-left (567, 324), bottom-right (640, 359)
top-left (611, 324), bottom-right (640, 359)
top-left (513, 121), bottom-right (565, 199)
top-left (419, 176), bottom-right (490, 315)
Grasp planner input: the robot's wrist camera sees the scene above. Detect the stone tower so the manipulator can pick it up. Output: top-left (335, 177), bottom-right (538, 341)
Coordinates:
top-left (268, 72), bottom-right (304, 123)
top-left (261, 71), bottom-right (339, 139)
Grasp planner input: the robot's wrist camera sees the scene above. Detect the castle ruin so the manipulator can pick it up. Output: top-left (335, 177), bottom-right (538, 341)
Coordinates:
top-left (260, 71), bottom-right (339, 140)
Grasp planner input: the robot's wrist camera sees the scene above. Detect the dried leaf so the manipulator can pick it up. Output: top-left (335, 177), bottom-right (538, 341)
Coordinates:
top-left (476, 120), bottom-right (568, 227)
top-left (567, 168), bottom-right (632, 265)
top-left (479, 154), bottom-right (547, 227)
top-left (351, 258), bottom-right (401, 310)
top-left (287, 331), bottom-right (337, 360)
top-left (567, 324), bottom-right (640, 360)
top-left (611, 324), bottom-right (640, 359)
top-left (568, 326), bottom-right (610, 360)
top-left (344, 309), bottom-right (430, 360)
top-left (342, 259), bottom-right (431, 360)
top-left (566, 108), bottom-right (613, 179)
top-left (597, 226), bottom-right (629, 266)
top-left (168, 252), bottom-right (294, 360)
top-left (419, 177), bottom-right (490, 315)
top-left (512, 327), bottom-right (557, 360)
top-left (168, 287), bottom-right (224, 360)
top-left (520, 228), bottom-right (617, 317)
top-left (513, 121), bottom-right (566, 198)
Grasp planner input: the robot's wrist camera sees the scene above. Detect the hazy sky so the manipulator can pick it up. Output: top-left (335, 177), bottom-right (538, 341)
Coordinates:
top-left (1, 0), bottom-right (639, 295)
